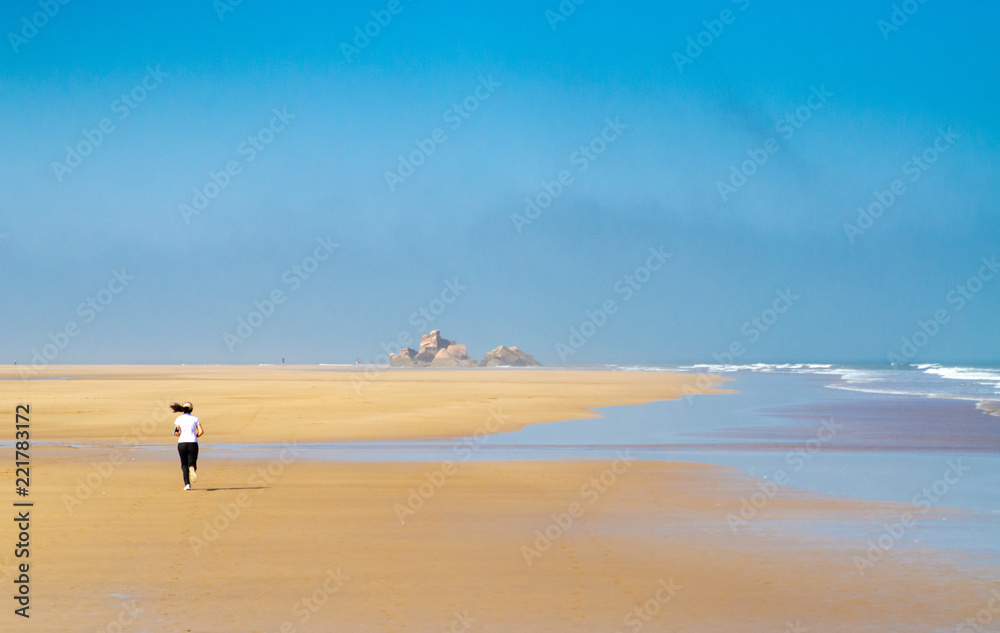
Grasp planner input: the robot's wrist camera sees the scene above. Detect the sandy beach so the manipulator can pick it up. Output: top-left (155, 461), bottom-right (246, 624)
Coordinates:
top-left (2, 365), bottom-right (731, 444)
top-left (3, 367), bottom-right (998, 632)
top-left (8, 2), bottom-right (997, 630)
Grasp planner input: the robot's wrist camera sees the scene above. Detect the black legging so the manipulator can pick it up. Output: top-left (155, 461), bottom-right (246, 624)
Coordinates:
top-left (178, 442), bottom-right (199, 485)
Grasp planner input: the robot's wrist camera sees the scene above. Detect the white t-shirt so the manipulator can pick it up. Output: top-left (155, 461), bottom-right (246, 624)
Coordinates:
top-left (175, 414), bottom-right (201, 443)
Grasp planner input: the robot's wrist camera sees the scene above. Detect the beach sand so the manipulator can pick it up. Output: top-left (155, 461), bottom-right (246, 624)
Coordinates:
top-left (2, 365), bottom-right (731, 444)
top-left (3, 367), bottom-right (998, 631)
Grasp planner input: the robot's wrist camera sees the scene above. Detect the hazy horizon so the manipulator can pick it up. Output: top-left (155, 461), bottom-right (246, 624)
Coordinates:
top-left (3, 2), bottom-right (998, 367)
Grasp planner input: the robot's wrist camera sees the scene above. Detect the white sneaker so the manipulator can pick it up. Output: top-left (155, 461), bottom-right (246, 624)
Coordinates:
top-left (189, 467), bottom-right (197, 483)
top-left (184, 484), bottom-right (191, 490)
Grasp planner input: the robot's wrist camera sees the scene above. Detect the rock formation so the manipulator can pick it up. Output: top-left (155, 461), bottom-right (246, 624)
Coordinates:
top-left (414, 330), bottom-right (452, 364)
top-left (389, 347), bottom-right (418, 366)
top-left (478, 346), bottom-right (541, 367)
top-left (389, 330), bottom-right (477, 367)
top-left (388, 331), bottom-right (541, 368)
top-left (431, 344), bottom-right (476, 367)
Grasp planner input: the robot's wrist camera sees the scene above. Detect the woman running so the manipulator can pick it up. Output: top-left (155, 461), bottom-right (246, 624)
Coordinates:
top-left (171, 402), bottom-right (203, 490)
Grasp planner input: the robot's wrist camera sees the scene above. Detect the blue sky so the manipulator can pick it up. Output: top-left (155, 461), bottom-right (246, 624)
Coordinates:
top-left (1, 1), bottom-right (998, 366)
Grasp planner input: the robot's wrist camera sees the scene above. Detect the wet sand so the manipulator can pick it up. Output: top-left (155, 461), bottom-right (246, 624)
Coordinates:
top-left (18, 451), bottom-right (999, 632)
top-left (3, 366), bottom-right (998, 631)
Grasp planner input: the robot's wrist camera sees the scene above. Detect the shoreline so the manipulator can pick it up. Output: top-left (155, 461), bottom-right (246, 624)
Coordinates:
top-left (6, 365), bottom-right (999, 631)
top-left (0, 365), bottom-right (733, 444)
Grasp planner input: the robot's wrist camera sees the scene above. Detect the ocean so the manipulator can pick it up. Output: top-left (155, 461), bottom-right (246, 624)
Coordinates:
top-left (201, 363), bottom-right (1000, 561)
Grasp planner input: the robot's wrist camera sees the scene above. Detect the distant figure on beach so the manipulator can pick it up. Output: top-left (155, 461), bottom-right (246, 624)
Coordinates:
top-left (282, 357), bottom-right (285, 366)
top-left (356, 358), bottom-right (360, 365)
top-left (171, 402), bottom-right (203, 490)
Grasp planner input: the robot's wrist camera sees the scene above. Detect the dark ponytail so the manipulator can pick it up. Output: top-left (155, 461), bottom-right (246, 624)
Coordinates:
top-left (171, 402), bottom-right (193, 414)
